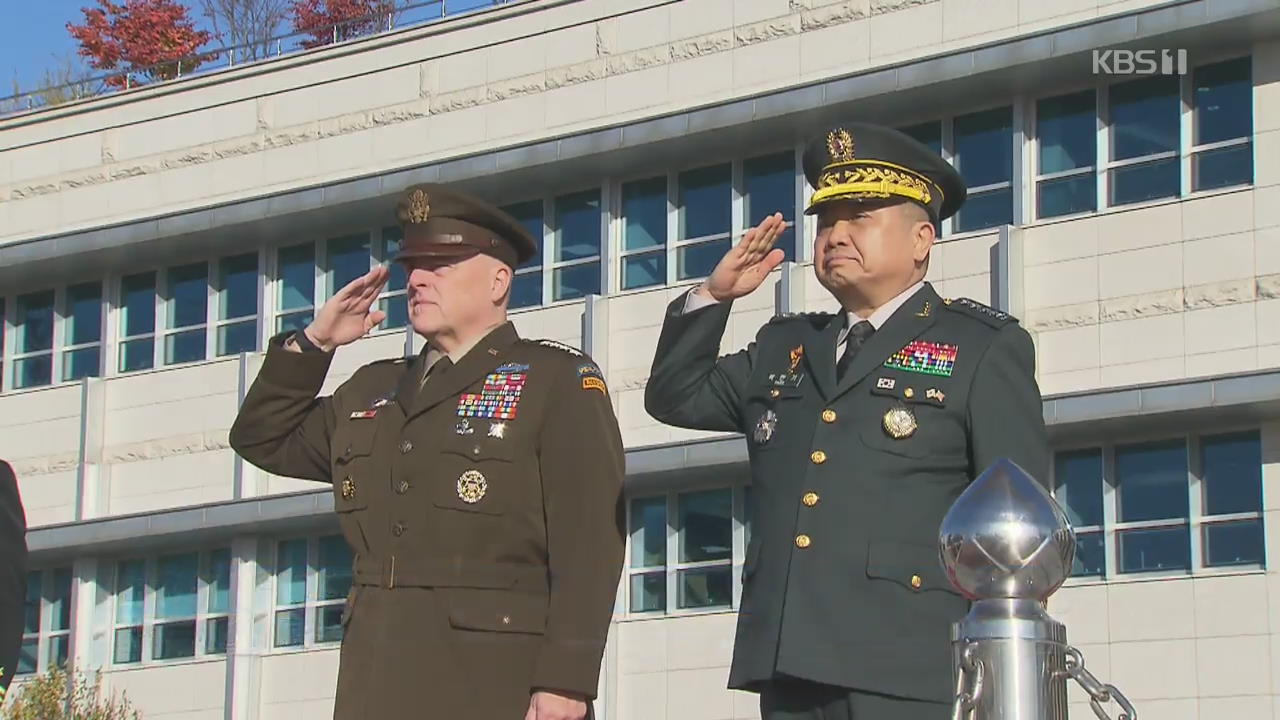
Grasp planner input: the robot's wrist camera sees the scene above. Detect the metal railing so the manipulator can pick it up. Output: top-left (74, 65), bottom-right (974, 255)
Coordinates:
top-left (0, 0), bottom-right (519, 118)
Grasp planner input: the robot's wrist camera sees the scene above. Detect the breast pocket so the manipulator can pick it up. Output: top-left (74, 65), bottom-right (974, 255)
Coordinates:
top-left (433, 437), bottom-right (515, 516)
top-left (860, 379), bottom-right (961, 460)
top-left (744, 385), bottom-right (804, 451)
top-left (332, 421), bottom-right (377, 551)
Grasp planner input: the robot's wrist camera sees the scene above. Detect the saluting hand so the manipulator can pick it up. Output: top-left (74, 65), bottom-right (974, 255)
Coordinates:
top-left (697, 211), bottom-right (787, 302)
top-left (526, 690), bottom-right (588, 720)
top-left (299, 266), bottom-right (390, 352)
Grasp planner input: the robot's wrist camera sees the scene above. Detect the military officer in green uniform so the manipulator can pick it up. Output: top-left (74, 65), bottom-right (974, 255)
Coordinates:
top-left (230, 185), bottom-right (625, 720)
top-left (644, 123), bottom-right (1050, 719)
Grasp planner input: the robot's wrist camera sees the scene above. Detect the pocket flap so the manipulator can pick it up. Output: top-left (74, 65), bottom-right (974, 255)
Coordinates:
top-left (866, 540), bottom-right (956, 594)
top-left (447, 588), bottom-right (548, 634)
top-left (441, 435), bottom-right (516, 462)
top-left (334, 422), bottom-right (378, 464)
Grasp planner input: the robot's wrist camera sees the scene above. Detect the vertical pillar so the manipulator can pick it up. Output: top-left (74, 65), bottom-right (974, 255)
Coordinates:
top-left (993, 225), bottom-right (1025, 319)
top-left (774, 261), bottom-right (805, 315)
top-left (76, 377), bottom-right (108, 520)
top-left (224, 535), bottom-right (263, 720)
top-left (67, 557), bottom-right (101, 677)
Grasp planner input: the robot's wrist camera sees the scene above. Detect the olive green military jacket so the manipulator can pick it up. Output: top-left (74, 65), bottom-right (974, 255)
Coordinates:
top-left (1, 460), bottom-right (26, 695)
top-left (230, 323), bottom-right (625, 719)
top-left (644, 282), bottom-right (1049, 704)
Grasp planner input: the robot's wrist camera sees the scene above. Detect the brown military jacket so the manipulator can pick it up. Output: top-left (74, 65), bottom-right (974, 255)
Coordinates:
top-left (229, 322), bottom-right (626, 719)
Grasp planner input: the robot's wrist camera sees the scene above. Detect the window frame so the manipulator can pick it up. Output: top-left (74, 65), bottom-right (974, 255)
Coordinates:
top-left (110, 548), bottom-right (231, 667)
top-left (269, 534), bottom-right (352, 652)
top-left (17, 566), bottom-right (74, 677)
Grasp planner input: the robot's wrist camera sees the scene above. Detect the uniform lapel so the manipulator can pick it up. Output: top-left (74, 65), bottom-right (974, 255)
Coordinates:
top-left (405, 322), bottom-right (521, 423)
top-left (393, 349), bottom-right (428, 417)
top-left (831, 284), bottom-right (940, 401)
top-left (803, 314), bottom-right (843, 401)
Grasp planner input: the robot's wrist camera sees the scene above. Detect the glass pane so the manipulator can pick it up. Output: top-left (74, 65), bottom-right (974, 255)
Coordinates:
top-left (206, 617), bottom-right (229, 655)
top-left (552, 262), bottom-right (600, 302)
top-left (1110, 75), bottom-right (1180, 160)
top-left (1195, 57), bottom-right (1251, 145)
top-left (276, 310), bottom-right (313, 335)
top-left (167, 262), bottom-right (208, 329)
top-left (622, 253), bottom-right (665, 291)
top-left (1194, 144), bottom-right (1252, 191)
top-left (1071, 531), bottom-right (1105, 577)
top-left (327, 234), bottom-right (371, 297)
top-left (50, 567), bottom-right (72, 632)
top-left (629, 572), bottom-right (665, 613)
top-left (65, 282), bottom-right (103, 346)
top-left (153, 620), bottom-right (196, 660)
top-left (678, 566), bottom-right (732, 609)
top-left (629, 497), bottom-right (666, 568)
top-left (47, 634), bottom-right (69, 669)
top-left (679, 164), bottom-right (731, 240)
top-left (276, 539), bottom-right (308, 606)
top-left (23, 570), bottom-right (40, 634)
top-left (379, 294), bottom-right (409, 330)
top-left (165, 329), bottom-right (206, 365)
top-left (156, 553), bottom-right (199, 619)
top-left (1202, 431), bottom-right (1262, 516)
top-left (502, 200), bottom-right (545, 270)
top-left (15, 355), bottom-right (52, 389)
top-left (274, 608), bottom-right (305, 648)
top-left (217, 320), bottom-right (258, 356)
top-left (382, 227), bottom-right (409, 291)
top-left (18, 638), bottom-right (38, 674)
top-left (745, 152), bottom-right (797, 261)
top-left (1037, 174), bottom-right (1096, 219)
top-left (119, 338), bottom-right (155, 373)
top-left (115, 560), bottom-right (146, 625)
top-left (277, 243), bottom-right (316, 311)
top-left (1204, 519), bottom-right (1264, 567)
top-left (899, 121), bottom-right (942, 155)
top-left (678, 488), bottom-right (731, 563)
top-left (219, 253), bottom-right (258, 320)
top-left (1117, 440), bottom-right (1188, 522)
top-left (510, 272), bottom-right (542, 309)
top-left (1110, 157), bottom-right (1180, 206)
top-left (1119, 526), bottom-right (1189, 573)
top-left (62, 346), bottom-right (100, 381)
top-left (16, 290), bottom-right (54, 353)
top-left (317, 535), bottom-right (353, 602)
top-left (207, 549), bottom-right (232, 614)
top-left (954, 106), bottom-right (1013, 188)
top-left (315, 604), bottom-right (345, 643)
top-left (954, 187), bottom-right (1012, 233)
top-left (1054, 449), bottom-right (1104, 528)
top-left (121, 272), bottom-right (157, 337)
top-left (555, 190), bottom-right (602, 263)
top-left (1038, 91), bottom-right (1096, 175)
top-left (622, 176), bottom-right (667, 252)
top-left (678, 238), bottom-right (732, 281)
top-left (113, 627), bottom-right (143, 664)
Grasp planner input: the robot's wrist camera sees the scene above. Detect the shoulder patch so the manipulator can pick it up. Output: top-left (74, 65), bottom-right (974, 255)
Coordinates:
top-left (576, 362), bottom-right (607, 394)
top-left (941, 297), bottom-right (1017, 328)
top-left (527, 339), bottom-right (585, 357)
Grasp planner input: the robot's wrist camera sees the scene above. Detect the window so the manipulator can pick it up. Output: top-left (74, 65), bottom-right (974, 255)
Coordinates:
top-left (677, 164), bottom-right (733, 281)
top-left (552, 190), bottom-right (602, 301)
top-left (63, 282), bottom-right (103, 380)
top-left (953, 106), bottom-right (1014, 233)
top-left (620, 177), bottom-right (667, 291)
top-left (112, 549), bottom-right (230, 665)
top-left (1052, 431), bottom-right (1265, 579)
top-left (164, 263), bottom-right (209, 366)
top-left (1036, 91), bottom-right (1097, 218)
top-left (327, 234), bottom-right (371, 299)
top-left (378, 228), bottom-right (409, 330)
top-left (13, 290), bottom-right (54, 388)
top-left (1193, 57), bottom-right (1252, 191)
top-left (18, 567), bottom-right (73, 676)
top-left (217, 253), bottom-right (259, 356)
top-left (626, 486), bottom-right (746, 615)
top-left (900, 121), bottom-right (943, 156)
top-left (276, 243), bottom-right (316, 334)
top-left (273, 535), bottom-right (352, 649)
top-left (503, 201), bottom-right (546, 309)
top-left (119, 272), bottom-right (157, 373)
top-left (744, 152), bottom-right (799, 262)
top-left (1108, 75), bottom-right (1181, 206)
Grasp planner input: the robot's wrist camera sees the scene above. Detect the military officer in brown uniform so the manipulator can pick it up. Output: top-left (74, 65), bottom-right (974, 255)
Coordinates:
top-left (645, 123), bottom-right (1050, 719)
top-left (230, 185), bottom-right (626, 720)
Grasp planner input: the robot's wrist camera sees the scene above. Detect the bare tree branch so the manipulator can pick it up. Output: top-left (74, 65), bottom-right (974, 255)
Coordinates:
top-left (198, 0), bottom-right (292, 62)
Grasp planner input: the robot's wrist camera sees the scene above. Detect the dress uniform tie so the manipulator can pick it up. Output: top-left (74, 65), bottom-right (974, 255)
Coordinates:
top-left (836, 320), bottom-right (875, 381)
top-left (420, 355), bottom-right (452, 390)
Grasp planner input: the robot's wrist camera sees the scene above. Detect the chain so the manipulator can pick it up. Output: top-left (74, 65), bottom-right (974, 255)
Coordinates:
top-left (951, 641), bottom-right (985, 720)
top-left (1064, 646), bottom-right (1137, 720)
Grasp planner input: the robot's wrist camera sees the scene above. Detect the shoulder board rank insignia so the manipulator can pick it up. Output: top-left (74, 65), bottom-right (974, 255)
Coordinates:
top-left (942, 297), bottom-right (1016, 328)
top-left (532, 339), bottom-right (584, 356)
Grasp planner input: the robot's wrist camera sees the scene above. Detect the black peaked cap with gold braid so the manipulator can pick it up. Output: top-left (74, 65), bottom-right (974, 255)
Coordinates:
top-left (802, 122), bottom-right (966, 222)
top-left (393, 183), bottom-right (539, 269)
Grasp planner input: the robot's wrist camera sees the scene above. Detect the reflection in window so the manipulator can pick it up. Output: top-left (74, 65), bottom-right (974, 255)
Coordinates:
top-left (1053, 450), bottom-right (1105, 577)
top-left (744, 152), bottom-right (797, 261)
top-left (112, 550), bottom-right (230, 666)
top-left (1116, 440), bottom-right (1189, 573)
top-left (1037, 91), bottom-right (1097, 219)
top-left (677, 489), bottom-right (732, 610)
top-left (113, 559), bottom-right (146, 664)
top-left (164, 263), bottom-right (208, 366)
top-left (273, 535), bottom-right (354, 649)
top-left (217, 253), bottom-right (259, 356)
top-left (205, 549), bottom-right (231, 655)
top-left (120, 272), bottom-right (157, 373)
top-left (1201, 432), bottom-right (1264, 567)
top-left (63, 282), bottom-right (103, 381)
top-left (677, 164), bottom-right (732, 280)
top-left (276, 243), bottom-right (316, 334)
top-left (503, 201), bottom-right (545, 309)
top-left (1109, 75), bottom-right (1181, 206)
top-left (378, 228), bottom-right (410, 331)
top-left (17, 568), bottom-right (72, 676)
top-left (621, 177), bottom-right (668, 291)
top-left (1193, 57), bottom-right (1253, 191)
top-left (153, 553), bottom-right (199, 661)
top-left (327, 235), bottom-right (371, 299)
top-left (953, 107), bottom-right (1013, 232)
top-left (628, 497), bottom-right (666, 613)
top-left (553, 190), bottom-right (602, 302)
top-left (14, 290), bottom-right (54, 388)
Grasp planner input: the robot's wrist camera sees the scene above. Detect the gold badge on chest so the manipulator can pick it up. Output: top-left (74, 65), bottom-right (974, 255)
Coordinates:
top-left (340, 476), bottom-right (356, 501)
top-left (457, 470), bottom-right (488, 504)
top-left (882, 405), bottom-right (918, 439)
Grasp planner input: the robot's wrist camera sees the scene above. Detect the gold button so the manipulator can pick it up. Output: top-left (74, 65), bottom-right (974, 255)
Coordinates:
top-left (810, 450), bottom-right (827, 464)
top-left (802, 492), bottom-right (819, 507)
top-left (396, 480), bottom-right (410, 494)
top-left (501, 615), bottom-right (511, 625)
top-left (821, 409), bottom-right (836, 423)
top-left (795, 534), bottom-right (811, 549)
top-left (904, 388), bottom-right (915, 399)
top-left (399, 440), bottom-right (413, 454)
top-left (770, 389), bottom-right (781, 398)
top-left (393, 522), bottom-right (406, 537)
top-left (910, 574), bottom-right (923, 589)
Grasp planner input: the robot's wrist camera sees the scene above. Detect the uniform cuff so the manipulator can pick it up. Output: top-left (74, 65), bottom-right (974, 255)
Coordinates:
top-left (256, 331), bottom-right (336, 392)
top-left (681, 287), bottom-right (720, 314)
top-left (532, 641), bottom-right (604, 700)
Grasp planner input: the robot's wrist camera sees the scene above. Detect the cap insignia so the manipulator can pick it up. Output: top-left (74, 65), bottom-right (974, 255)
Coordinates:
top-left (827, 128), bottom-right (855, 163)
top-left (407, 189), bottom-right (431, 224)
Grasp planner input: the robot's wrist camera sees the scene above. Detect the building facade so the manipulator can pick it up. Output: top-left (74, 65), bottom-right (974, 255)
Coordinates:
top-left (1, 0), bottom-right (1278, 718)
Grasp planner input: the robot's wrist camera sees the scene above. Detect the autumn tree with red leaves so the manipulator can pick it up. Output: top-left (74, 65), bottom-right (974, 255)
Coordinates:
top-left (291, 0), bottom-right (397, 49)
top-left (68, 0), bottom-right (214, 89)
